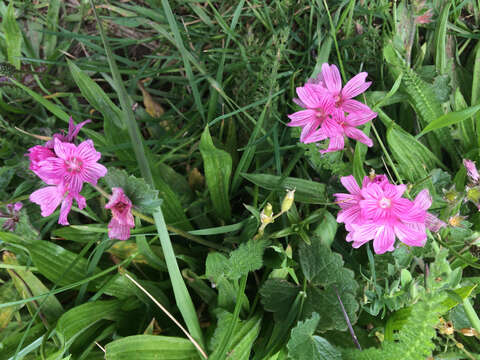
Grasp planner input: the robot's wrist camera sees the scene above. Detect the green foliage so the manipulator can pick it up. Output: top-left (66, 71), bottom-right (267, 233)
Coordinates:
top-left (199, 126), bottom-right (232, 221)
top-left (343, 293), bottom-right (447, 360)
top-left (3, 3), bottom-right (22, 69)
top-left (287, 313), bottom-right (342, 360)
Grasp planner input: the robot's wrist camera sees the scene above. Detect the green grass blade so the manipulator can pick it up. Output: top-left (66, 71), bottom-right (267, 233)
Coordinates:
top-left (90, 1), bottom-right (154, 186)
top-left (44, 0), bottom-right (61, 59)
top-left (153, 207), bottom-right (205, 351)
top-left (160, 0), bottom-right (205, 121)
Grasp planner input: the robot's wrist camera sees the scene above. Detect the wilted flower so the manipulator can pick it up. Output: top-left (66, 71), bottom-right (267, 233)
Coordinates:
top-left (44, 117), bottom-right (91, 149)
top-left (335, 175), bottom-right (436, 254)
top-left (105, 188), bottom-right (135, 241)
top-left (0, 202), bottom-right (22, 231)
top-left (464, 159), bottom-right (479, 183)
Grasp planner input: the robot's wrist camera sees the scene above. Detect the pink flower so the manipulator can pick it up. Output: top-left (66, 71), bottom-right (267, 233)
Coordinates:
top-left (105, 188), bottom-right (135, 240)
top-left (415, 9), bottom-right (433, 24)
top-left (27, 145), bottom-right (56, 184)
top-left (0, 202), bottom-right (23, 231)
top-left (463, 159), bottom-right (479, 183)
top-left (312, 63), bottom-right (374, 115)
top-left (335, 175), bottom-right (432, 254)
top-left (287, 84), bottom-right (336, 142)
top-left (35, 138), bottom-right (107, 197)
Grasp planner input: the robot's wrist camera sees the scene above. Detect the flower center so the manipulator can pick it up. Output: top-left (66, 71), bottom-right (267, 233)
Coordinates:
top-left (115, 202), bottom-right (127, 212)
top-left (334, 94), bottom-right (342, 106)
top-left (378, 197), bottom-right (391, 209)
top-left (315, 108), bottom-right (325, 119)
top-left (65, 157), bottom-right (83, 173)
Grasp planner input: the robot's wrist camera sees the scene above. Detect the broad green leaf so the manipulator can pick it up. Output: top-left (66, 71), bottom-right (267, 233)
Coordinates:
top-left (242, 173), bottom-right (326, 204)
top-left (0, 323), bottom-right (45, 360)
top-left (68, 60), bottom-right (124, 128)
top-left (313, 211), bottom-right (337, 248)
top-left (0, 232), bottom-right (134, 299)
top-left (209, 311), bottom-right (261, 359)
top-left (105, 335), bottom-right (198, 360)
top-left (260, 278), bottom-right (299, 318)
top-left (44, 0), bottom-right (60, 58)
top-left (4, 252), bottom-right (63, 324)
top-left (199, 126), bottom-right (232, 221)
top-left (227, 239), bottom-right (268, 280)
top-left (455, 88), bottom-right (476, 151)
top-left (418, 104), bottom-right (480, 137)
top-left (0, 281), bottom-right (20, 329)
top-left (387, 126), bottom-right (443, 186)
top-left (287, 313), bottom-right (342, 360)
top-left (3, 3), bottom-right (22, 69)
top-left (56, 300), bottom-right (123, 347)
top-left (104, 168), bottom-right (162, 213)
top-left (299, 240), bottom-right (359, 331)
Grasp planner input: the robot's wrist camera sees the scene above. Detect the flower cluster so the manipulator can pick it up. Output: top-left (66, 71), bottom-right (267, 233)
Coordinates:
top-left (334, 175), bottom-right (444, 254)
top-left (28, 118), bottom-right (107, 225)
top-left (287, 63), bottom-right (377, 153)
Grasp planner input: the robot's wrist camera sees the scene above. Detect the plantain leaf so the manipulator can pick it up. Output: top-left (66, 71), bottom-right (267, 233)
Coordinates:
top-left (3, 3), bottom-right (22, 69)
top-left (418, 104), bottom-right (480, 137)
top-left (241, 173), bottom-right (326, 204)
top-left (105, 335), bottom-right (198, 360)
top-left (199, 126), bottom-right (232, 221)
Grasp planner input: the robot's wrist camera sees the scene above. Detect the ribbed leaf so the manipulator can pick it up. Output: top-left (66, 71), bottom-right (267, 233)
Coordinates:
top-left (3, 3), bottom-right (22, 69)
top-left (199, 126), bottom-right (232, 221)
top-left (105, 335), bottom-right (198, 360)
top-left (44, 0), bottom-right (60, 58)
top-left (241, 173), bottom-right (326, 204)
top-left (418, 104), bottom-right (480, 137)
top-left (455, 88), bottom-right (476, 151)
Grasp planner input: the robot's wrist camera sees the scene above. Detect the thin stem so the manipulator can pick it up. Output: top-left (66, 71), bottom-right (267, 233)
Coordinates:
top-left (124, 273), bottom-right (208, 359)
top-left (463, 297), bottom-right (480, 335)
top-left (322, 0), bottom-right (346, 83)
top-left (334, 285), bottom-right (361, 350)
top-left (91, 184), bottom-right (228, 251)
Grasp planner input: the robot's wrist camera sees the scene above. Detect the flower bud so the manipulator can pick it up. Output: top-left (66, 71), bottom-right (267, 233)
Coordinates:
top-left (260, 203), bottom-right (274, 225)
top-left (466, 186), bottom-right (480, 204)
top-left (281, 189), bottom-right (295, 213)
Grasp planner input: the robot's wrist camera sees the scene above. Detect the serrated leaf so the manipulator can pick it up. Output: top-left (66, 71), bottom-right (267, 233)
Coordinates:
top-left (299, 240), bottom-right (359, 331)
top-left (104, 168), bottom-right (162, 213)
top-left (260, 278), bottom-right (299, 316)
top-left (3, 3), bottom-right (22, 69)
top-left (287, 313), bottom-right (342, 360)
top-left (227, 239), bottom-right (268, 280)
top-left (105, 335), bottom-right (198, 360)
top-left (199, 126), bottom-right (232, 221)
top-left (242, 173), bottom-right (326, 204)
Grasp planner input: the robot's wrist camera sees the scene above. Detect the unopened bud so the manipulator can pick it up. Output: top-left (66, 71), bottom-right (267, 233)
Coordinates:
top-left (281, 189), bottom-right (295, 213)
top-left (443, 187), bottom-right (458, 203)
top-left (466, 186), bottom-right (480, 203)
top-left (260, 203), bottom-right (274, 225)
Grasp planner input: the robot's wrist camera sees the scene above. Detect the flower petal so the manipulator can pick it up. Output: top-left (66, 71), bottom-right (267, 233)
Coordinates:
top-left (30, 186), bottom-right (64, 217)
top-left (341, 73), bottom-right (371, 99)
top-left (321, 63), bottom-right (342, 94)
top-left (340, 175), bottom-right (361, 195)
top-left (344, 126), bottom-right (373, 147)
top-left (394, 222), bottom-right (426, 247)
top-left (58, 195), bottom-right (73, 225)
top-left (342, 99), bottom-right (373, 113)
top-left (373, 225), bottom-right (396, 254)
top-left (319, 135), bottom-right (344, 154)
top-left (287, 110), bottom-right (317, 127)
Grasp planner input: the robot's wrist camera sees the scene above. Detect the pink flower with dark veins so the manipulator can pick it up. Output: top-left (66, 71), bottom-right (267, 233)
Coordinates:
top-left (35, 138), bottom-right (107, 197)
top-left (311, 63), bottom-right (375, 116)
top-left (44, 117), bottom-right (91, 149)
top-left (287, 84), bottom-right (337, 142)
top-left (335, 175), bottom-right (433, 254)
top-left (105, 188), bottom-right (135, 241)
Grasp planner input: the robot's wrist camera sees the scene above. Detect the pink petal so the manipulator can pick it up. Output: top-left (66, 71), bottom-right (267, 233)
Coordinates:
top-left (80, 163), bottom-right (108, 185)
top-left (59, 195), bottom-right (73, 225)
top-left (351, 222), bottom-right (378, 242)
top-left (340, 175), bottom-right (361, 195)
top-left (319, 135), bottom-right (344, 154)
top-left (342, 99), bottom-right (373, 113)
top-left (321, 63), bottom-right (342, 94)
top-left (344, 111), bottom-right (377, 127)
top-left (463, 159), bottom-right (479, 183)
top-left (36, 157), bottom-right (65, 185)
top-left (344, 126), bottom-right (373, 147)
top-left (76, 194), bottom-right (86, 210)
top-left (425, 213), bottom-right (446, 232)
top-left (373, 225), bottom-right (396, 254)
top-left (53, 138), bottom-right (76, 160)
top-left (302, 128), bottom-right (328, 144)
top-left (413, 189), bottom-right (432, 211)
top-left (77, 140), bottom-right (101, 163)
top-left (337, 205), bottom-right (361, 225)
top-left (296, 85), bottom-right (322, 109)
top-left (30, 186), bottom-right (64, 217)
top-left (108, 218), bottom-right (131, 241)
top-left (394, 222), bottom-right (426, 247)
top-left (300, 119), bottom-right (320, 142)
top-left (341, 73), bottom-right (371, 99)
top-left (287, 110), bottom-right (316, 127)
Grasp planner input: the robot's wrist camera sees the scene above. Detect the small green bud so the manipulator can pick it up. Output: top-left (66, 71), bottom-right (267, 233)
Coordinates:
top-left (281, 189), bottom-right (295, 213)
top-left (466, 186), bottom-right (480, 203)
top-left (443, 187), bottom-right (458, 203)
top-left (260, 203), bottom-right (274, 225)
